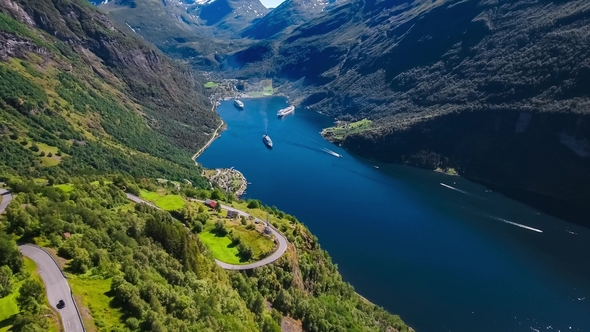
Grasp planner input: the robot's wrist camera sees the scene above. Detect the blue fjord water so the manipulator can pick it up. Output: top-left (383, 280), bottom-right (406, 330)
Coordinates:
top-left (198, 97), bottom-right (590, 332)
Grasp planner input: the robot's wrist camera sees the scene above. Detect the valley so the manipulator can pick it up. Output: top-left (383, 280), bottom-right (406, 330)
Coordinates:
top-left (1, 0), bottom-right (590, 331)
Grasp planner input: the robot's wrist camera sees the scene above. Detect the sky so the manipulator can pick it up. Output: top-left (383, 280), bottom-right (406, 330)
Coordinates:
top-left (260, 0), bottom-right (285, 8)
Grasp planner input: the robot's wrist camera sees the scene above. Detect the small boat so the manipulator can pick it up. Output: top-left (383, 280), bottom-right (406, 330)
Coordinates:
top-left (277, 105), bottom-right (295, 118)
top-left (262, 134), bottom-right (273, 148)
top-left (234, 99), bottom-right (244, 109)
top-left (374, 165), bottom-right (379, 169)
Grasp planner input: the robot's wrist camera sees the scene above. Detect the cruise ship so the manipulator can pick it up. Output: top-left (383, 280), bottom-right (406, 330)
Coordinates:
top-left (234, 99), bottom-right (244, 109)
top-left (262, 134), bottom-right (273, 148)
top-left (277, 105), bottom-right (295, 118)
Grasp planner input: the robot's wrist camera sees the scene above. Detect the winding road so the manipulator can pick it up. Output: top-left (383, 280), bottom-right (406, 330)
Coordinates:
top-left (125, 193), bottom-right (288, 270)
top-left (18, 245), bottom-right (85, 332)
top-left (0, 188), bottom-right (13, 214)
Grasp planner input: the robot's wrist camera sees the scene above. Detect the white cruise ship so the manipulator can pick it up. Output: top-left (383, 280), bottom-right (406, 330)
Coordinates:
top-left (277, 105), bottom-right (295, 117)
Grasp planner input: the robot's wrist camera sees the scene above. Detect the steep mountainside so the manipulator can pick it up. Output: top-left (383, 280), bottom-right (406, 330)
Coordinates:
top-left (0, 0), bottom-right (220, 183)
top-left (226, 0), bottom-right (590, 225)
top-left (0, 0), bottom-right (412, 331)
top-left (98, 0), bottom-right (265, 69)
top-left (241, 0), bottom-right (343, 39)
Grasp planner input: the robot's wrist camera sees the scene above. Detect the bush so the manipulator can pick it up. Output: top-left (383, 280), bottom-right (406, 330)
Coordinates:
top-left (214, 220), bottom-right (227, 236)
top-left (39, 151), bottom-right (45, 157)
top-left (237, 244), bottom-right (253, 260)
top-left (47, 152), bottom-right (53, 157)
top-left (29, 144), bottom-right (39, 152)
top-left (193, 221), bottom-right (203, 233)
top-left (247, 200), bottom-right (260, 209)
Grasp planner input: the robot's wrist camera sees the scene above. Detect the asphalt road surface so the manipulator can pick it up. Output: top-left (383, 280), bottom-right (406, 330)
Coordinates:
top-left (19, 245), bottom-right (85, 332)
top-left (0, 188), bottom-right (13, 214)
top-left (125, 193), bottom-right (288, 270)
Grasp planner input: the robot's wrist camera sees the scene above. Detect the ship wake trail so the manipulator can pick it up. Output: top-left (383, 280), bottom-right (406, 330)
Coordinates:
top-left (439, 183), bottom-right (485, 200)
top-left (490, 216), bottom-right (543, 233)
top-left (321, 147), bottom-right (342, 158)
top-left (440, 183), bottom-right (471, 195)
top-left (259, 108), bottom-right (268, 133)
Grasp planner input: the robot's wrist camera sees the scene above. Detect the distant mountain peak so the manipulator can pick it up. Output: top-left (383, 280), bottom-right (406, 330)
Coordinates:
top-left (241, 0), bottom-right (345, 39)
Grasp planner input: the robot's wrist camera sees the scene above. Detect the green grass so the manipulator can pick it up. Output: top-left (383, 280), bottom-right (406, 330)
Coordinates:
top-left (90, 180), bottom-right (113, 186)
top-left (69, 277), bottom-right (122, 332)
top-left (40, 156), bottom-right (60, 166)
top-left (204, 82), bottom-right (218, 88)
top-left (34, 178), bottom-right (48, 184)
top-left (198, 230), bottom-right (242, 264)
top-left (227, 224), bottom-right (274, 258)
top-left (54, 183), bottom-right (75, 193)
top-left (198, 216), bottom-right (275, 264)
top-left (322, 118), bottom-right (373, 139)
top-left (35, 142), bottom-right (59, 155)
top-left (0, 258), bottom-right (59, 332)
top-left (262, 84), bottom-right (274, 96)
top-left (139, 189), bottom-right (185, 211)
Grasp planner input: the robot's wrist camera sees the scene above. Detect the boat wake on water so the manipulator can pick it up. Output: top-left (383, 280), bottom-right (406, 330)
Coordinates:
top-left (440, 182), bottom-right (471, 195)
top-left (489, 215), bottom-right (543, 233)
top-left (321, 147), bottom-right (342, 158)
top-left (439, 183), bottom-right (486, 200)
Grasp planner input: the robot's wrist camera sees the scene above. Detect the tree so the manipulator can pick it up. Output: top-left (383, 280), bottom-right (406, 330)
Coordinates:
top-left (214, 202), bottom-right (222, 213)
top-left (262, 314), bottom-right (281, 332)
top-left (0, 265), bottom-right (13, 298)
top-left (12, 311), bottom-right (46, 332)
top-left (238, 244), bottom-right (253, 261)
top-left (193, 221), bottom-right (203, 233)
top-left (210, 189), bottom-right (223, 200)
top-left (214, 221), bottom-right (227, 236)
top-left (0, 232), bottom-right (24, 273)
top-left (71, 247), bottom-right (92, 273)
top-left (17, 278), bottom-right (45, 313)
top-left (247, 200), bottom-right (260, 209)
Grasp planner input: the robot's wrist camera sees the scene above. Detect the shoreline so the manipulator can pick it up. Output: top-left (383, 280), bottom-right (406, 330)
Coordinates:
top-left (192, 119), bottom-right (225, 162)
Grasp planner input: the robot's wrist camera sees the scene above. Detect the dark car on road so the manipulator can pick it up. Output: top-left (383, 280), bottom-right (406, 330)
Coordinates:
top-left (56, 300), bottom-right (65, 309)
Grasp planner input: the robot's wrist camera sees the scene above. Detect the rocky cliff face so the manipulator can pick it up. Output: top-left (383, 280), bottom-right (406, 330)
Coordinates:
top-left (227, 0), bottom-right (590, 225)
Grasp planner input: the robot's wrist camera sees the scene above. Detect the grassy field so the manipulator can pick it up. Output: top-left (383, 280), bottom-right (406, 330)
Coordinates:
top-left (54, 183), bottom-right (75, 193)
top-left (0, 258), bottom-right (60, 332)
top-left (248, 82), bottom-right (275, 98)
top-left (204, 81), bottom-right (218, 88)
top-left (199, 230), bottom-right (241, 264)
top-left (262, 84), bottom-right (274, 96)
top-left (139, 189), bottom-right (185, 211)
top-left (322, 118), bottom-right (373, 140)
top-left (21, 140), bottom-right (63, 167)
top-left (69, 277), bottom-right (122, 332)
top-left (198, 214), bottom-right (275, 264)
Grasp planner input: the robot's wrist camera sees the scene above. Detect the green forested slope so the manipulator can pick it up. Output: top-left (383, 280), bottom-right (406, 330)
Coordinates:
top-left (0, 0), bottom-right (411, 330)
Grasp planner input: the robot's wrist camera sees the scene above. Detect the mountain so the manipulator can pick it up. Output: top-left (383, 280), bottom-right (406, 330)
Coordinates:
top-left (97, 0), bottom-right (267, 69)
top-left (0, 0), bottom-right (221, 184)
top-left (242, 0), bottom-right (343, 39)
top-left (0, 0), bottom-right (412, 331)
top-left (226, 0), bottom-right (590, 225)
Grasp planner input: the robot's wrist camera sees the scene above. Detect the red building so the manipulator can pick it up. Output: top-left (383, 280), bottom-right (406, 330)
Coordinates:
top-left (205, 199), bottom-right (217, 209)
